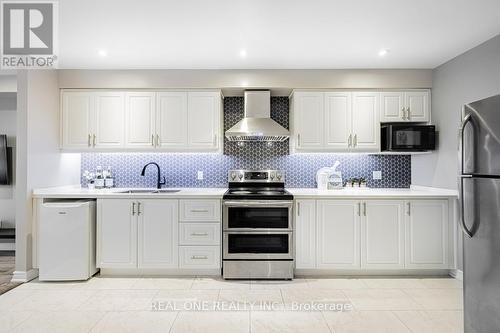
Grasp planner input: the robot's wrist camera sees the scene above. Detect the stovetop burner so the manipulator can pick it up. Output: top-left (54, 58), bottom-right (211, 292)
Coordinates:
top-left (223, 170), bottom-right (293, 201)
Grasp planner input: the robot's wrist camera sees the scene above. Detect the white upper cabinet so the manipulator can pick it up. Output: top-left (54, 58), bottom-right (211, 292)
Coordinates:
top-left (156, 92), bottom-right (188, 148)
top-left (405, 200), bottom-right (449, 269)
top-left (361, 200), bottom-right (405, 269)
top-left (380, 92), bottom-right (405, 122)
top-left (316, 200), bottom-right (360, 269)
top-left (292, 92), bottom-right (324, 150)
top-left (61, 91), bottom-right (94, 149)
top-left (351, 92), bottom-right (380, 152)
top-left (187, 92), bottom-right (221, 151)
top-left (380, 90), bottom-right (430, 122)
top-left (60, 90), bottom-right (222, 152)
top-left (324, 92), bottom-right (351, 151)
top-left (94, 92), bottom-right (126, 148)
top-left (125, 92), bottom-right (156, 149)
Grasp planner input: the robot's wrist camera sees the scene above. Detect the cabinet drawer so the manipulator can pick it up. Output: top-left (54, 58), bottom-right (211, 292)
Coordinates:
top-left (179, 223), bottom-right (220, 245)
top-left (179, 246), bottom-right (220, 269)
top-left (180, 200), bottom-right (220, 221)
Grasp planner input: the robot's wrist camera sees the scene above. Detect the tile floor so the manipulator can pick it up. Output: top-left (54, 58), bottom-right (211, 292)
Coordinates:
top-left (0, 276), bottom-right (463, 333)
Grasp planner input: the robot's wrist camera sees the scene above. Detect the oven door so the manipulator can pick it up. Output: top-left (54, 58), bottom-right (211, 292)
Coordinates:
top-left (223, 200), bottom-right (293, 231)
top-left (389, 125), bottom-right (436, 151)
top-left (223, 231), bottom-right (293, 260)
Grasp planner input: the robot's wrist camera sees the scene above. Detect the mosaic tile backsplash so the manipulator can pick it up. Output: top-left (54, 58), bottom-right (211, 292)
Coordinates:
top-left (81, 97), bottom-right (411, 188)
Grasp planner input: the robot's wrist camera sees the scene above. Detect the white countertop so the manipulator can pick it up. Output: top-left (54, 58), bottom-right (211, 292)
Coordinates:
top-left (33, 185), bottom-right (457, 199)
top-left (32, 186), bottom-right (227, 199)
top-left (288, 186), bottom-right (458, 198)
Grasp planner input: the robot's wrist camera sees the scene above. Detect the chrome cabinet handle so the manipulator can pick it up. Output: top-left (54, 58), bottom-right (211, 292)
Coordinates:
top-left (353, 134), bottom-right (357, 148)
top-left (297, 134), bottom-right (301, 147)
top-left (406, 202), bottom-right (411, 216)
top-left (191, 255), bottom-right (208, 260)
top-left (151, 134), bottom-right (155, 146)
top-left (297, 202), bottom-right (300, 216)
top-left (363, 202), bottom-right (367, 216)
top-left (213, 134), bottom-right (217, 145)
top-left (357, 202), bottom-right (361, 216)
top-left (93, 134), bottom-right (96, 147)
top-left (131, 202), bottom-right (136, 216)
top-left (137, 202), bottom-right (142, 215)
top-left (190, 209), bottom-right (209, 213)
top-left (156, 134), bottom-right (160, 147)
top-left (88, 134), bottom-right (92, 147)
top-left (348, 134), bottom-right (352, 147)
top-left (190, 232), bottom-right (209, 236)
top-left (406, 107), bottom-right (411, 120)
top-left (401, 107), bottom-right (406, 120)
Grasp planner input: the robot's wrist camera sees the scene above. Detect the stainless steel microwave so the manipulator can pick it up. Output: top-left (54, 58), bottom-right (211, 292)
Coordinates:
top-left (381, 124), bottom-right (436, 151)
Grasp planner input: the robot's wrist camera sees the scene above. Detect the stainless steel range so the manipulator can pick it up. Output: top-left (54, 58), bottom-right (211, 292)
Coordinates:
top-left (222, 170), bottom-right (294, 280)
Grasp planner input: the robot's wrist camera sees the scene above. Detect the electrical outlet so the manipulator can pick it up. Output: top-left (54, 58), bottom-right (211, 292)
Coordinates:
top-left (197, 171), bottom-right (204, 180)
top-left (372, 171), bottom-right (382, 180)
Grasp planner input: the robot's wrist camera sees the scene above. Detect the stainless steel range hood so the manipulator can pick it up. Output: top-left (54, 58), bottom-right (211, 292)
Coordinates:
top-left (225, 90), bottom-right (290, 142)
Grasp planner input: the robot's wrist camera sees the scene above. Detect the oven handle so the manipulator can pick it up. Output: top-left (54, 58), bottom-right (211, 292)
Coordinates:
top-left (223, 201), bottom-right (293, 207)
top-left (223, 230), bottom-right (293, 235)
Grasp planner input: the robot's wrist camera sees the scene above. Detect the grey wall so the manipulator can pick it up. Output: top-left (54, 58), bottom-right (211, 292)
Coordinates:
top-left (412, 34), bottom-right (500, 271)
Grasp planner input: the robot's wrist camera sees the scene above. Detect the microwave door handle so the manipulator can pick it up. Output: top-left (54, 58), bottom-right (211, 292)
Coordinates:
top-left (459, 112), bottom-right (474, 174)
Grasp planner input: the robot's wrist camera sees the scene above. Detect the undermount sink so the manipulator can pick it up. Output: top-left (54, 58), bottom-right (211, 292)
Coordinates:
top-left (117, 189), bottom-right (181, 194)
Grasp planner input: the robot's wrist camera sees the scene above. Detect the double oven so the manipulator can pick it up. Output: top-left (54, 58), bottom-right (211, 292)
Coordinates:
top-left (222, 170), bottom-right (294, 279)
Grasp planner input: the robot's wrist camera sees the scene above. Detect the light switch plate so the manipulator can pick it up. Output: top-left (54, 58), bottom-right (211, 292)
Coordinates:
top-left (197, 171), bottom-right (204, 180)
top-left (372, 171), bottom-right (382, 180)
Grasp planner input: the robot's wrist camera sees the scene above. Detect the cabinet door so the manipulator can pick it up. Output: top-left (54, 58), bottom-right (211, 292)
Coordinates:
top-left (405, 90), bottom-right (430, 122)
top-left (405, 200), bottom-right (448, 269)
top-left (94, 92), bottom-right (125, 148)
top-left (293, 92), bottom-right (324, 150)
top-left (125, 92), bottom-right (156, 149)
top-left (61, 91), bottom-right (94, 149)
top-left (138, 200), bottom-right (178, 268)
top-left (97, 199), bottom-right (137, 268)
top-left (156, 92), bottom-right (188, 149)
top-left (324, 92), bottom-right (351, 151)
top-left (380, 92), bottom-right (405, 122)
top-left (351, 92), bottom-right (380, 151)
top-left (187, 92), bottom-right (220, 150)
top-left (317, 200), bottom-right (360, 269)
top-left (295, 200), bottom-right (316, 269)
top-left (361, 200), bottom-right (405, 269)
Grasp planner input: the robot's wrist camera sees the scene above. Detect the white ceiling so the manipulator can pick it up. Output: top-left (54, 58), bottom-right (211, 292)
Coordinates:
top-left (59, 0), bottom-right (500, 69)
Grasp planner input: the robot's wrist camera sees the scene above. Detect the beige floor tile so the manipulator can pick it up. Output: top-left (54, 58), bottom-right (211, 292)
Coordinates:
top-left (419, 278), bottom-right (463, 289)
top-left (0, 289), bottom-right (35, 311)
top-left (9, 310), bottom-right (105, 333)
top-left (394, 310), bottom-right (463, 333)
top-left (0, 311), bottom-right (33, 332)
top-left (404, 288), bottom-right (463, 310)
top-left (251, 311), bottom-right (330, 333)
top-left (17, 278), bottom-right (87, 290)
top-left (250, 278), bottom-right (309, 290)
top-left (11, 290), bottom-right (97, 311)
top-left (323, 310), bottom-right (411, 333)
top-left (281, 289), bottom-right (349, 307)
top-left (344, 289), bottom-right (422, 310)
top-left (78, 289), bottom-right (158, 311)
top-left (74, 277), bottom-right (141, 290)
top-left (360, 278), bottom-right (427, 289)
top-left (153, 289), bottom-right (220, 310)
top-left (90, 310), bottom-right (178, 333)
top-left (307, 278), bottom-right (368, 290)
top-left (131, 277), bottom-right (194, 290)
top-left (171, 311), bottom-right (250, 333)
top-left (191, 277), bottom-right (250, 290)
top-left (218, 289), bottom-right (284, 310)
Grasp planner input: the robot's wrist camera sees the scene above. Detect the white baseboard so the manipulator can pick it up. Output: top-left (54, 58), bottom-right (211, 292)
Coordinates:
top-left (449, 269), bottom-right (463, 280)
top-left (0, 243), bottom-right (15, 251)
top-left (11, 269), bottom-right (38, 283)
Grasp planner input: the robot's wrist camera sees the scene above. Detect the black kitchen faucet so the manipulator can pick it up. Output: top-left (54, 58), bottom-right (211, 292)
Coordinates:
top-left (140, 162), bottom-right (166, 189)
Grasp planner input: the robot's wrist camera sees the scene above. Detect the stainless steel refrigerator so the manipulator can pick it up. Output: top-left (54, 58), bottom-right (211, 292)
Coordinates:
top-left (459, 94), bottom-right (500, 333)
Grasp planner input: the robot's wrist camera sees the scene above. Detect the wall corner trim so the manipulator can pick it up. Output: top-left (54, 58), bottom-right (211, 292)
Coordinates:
top-left (11, 269), bottom-right (38, 283)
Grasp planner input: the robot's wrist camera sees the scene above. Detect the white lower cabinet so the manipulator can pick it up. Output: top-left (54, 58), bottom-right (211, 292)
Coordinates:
top-left (295, 198), bottom-right (450, 272)
top-left (316, 200), bottom-right (360, 269)
top-left (405, 200), bottom-right (448, 269)
top-left (97, 198), bottom-right (221, 272)
top-left (361, 200), bottom-right (405, 269)
top-left (137, 200), bottom-right (178, 269)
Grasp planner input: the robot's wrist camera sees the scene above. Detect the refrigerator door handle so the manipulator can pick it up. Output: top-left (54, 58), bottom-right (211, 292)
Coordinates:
top-left (459, 175), bottom-right (475, 238)
top-left (459, 113), bottom-right (474, 174)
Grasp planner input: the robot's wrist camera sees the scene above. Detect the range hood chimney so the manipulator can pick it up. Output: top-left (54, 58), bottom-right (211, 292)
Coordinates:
top-left (225, 90), bottom-right (290, 142)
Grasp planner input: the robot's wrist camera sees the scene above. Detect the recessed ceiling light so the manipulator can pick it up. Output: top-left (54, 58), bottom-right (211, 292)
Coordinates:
top-left (98, 49), bottom-right (108, 57)
top-left (239, 49), bottom-right (247, 58)
top-left (378, 49), bottom-right (389, 57)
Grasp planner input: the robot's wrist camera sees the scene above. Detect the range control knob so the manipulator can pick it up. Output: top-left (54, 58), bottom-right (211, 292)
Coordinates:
top-left (230, 172), bottom-right (237, 180)
top-left (238, 173), bottom-right (244, 180)
top-left (270, 172), bottom-right (276, 180)
top-left (276, 172), bottom-right (282, 181)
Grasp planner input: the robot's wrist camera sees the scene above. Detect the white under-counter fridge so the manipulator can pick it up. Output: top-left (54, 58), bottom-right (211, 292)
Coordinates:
top-left (39, 200), bottom-right (98, 281)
